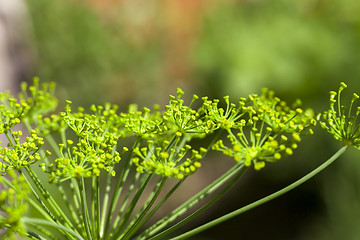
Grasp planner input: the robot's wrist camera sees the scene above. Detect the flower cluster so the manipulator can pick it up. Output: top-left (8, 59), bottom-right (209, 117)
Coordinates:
top-left (163, 88), bottom-right (214, 137)
top-left (132, 139), bottom-right (206, 179)
top-left (34, 113), bottom-right (67, 135)
top-left (212, 89), bottom-right (315, 170)
top-left (0, 170), bottom-right (29, 239)
top-left (121, 104), bottom-right (163, 138)
top-left (128, 89), bottom-right (217, 178)
top-left (199, 95), bottom-right (245, 130)
top-left (0, 78), bottom-right (57, 173)
top-left (253, 88), bottom-right (316, 134)
top-left (0, 130), bottom-right (49, 172)
top-left (18, 77), bottom-right (58, 123)
top-left (0, 94), bottom-right (27, 133)
top-left (0, 78), bottom-right (57, 134)
top-left (0, 79), bottom-right (321, 240)
top-left (0, 79), bottom-right (316, 182)
top-left (317, 82), bottom-right (360, 148)
top-left (40, 101), bottom-right (125, 182)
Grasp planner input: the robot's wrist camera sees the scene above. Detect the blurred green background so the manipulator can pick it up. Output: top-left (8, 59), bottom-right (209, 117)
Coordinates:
top-left (24, 0), bottom-right (360, 239)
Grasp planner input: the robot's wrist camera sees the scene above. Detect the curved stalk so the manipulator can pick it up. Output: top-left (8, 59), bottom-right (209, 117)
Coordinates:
top-left (171, 145), bottom-right (348, 240)
top-left (23, 217), bottom-right (84, 240)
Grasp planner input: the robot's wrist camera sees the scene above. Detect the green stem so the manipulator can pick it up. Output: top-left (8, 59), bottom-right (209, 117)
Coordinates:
top-left (91, 176), bottom-right (100, 239)
top-left (150, 165), bottom-right (247, 240)
top-left (24, 167), bottom-right (73, 229)
top-left (109, 172), bottom-right (141, 237)
top-left (23, 217), bottom-right (84, 240)
top-left (99, 146), bottom-right (118, 239)
top-left (132, 178), bottom-right (185, 240)
top-left (27, 198), bottom-right (54, 222)
top-left (111, 174), bottom-right (152, 239)
top-left (19, 170), bottom-right (57, 223)
top-left (171, 145), bottom-right (348, 240)
top-left (56, 182), bottom-right (81, 233)
top-left (99, 172), bottom-right (112, 239)
top-left (78, 177), bottom-right (93, 240)
top-left (45, 134), bottom-right (62, 158)
top-left (26, 230), bottom-right (46, 240)
top-left (121, 177), bottom-right (167, 240)
top-left (70, 178), bottom-right (84, 234)
top-left (4, 130), bottom-right (16, 147)
top-left (103, 137), bottom-right (141, 239)
top-left (138, 162), bottom-right (243, 240)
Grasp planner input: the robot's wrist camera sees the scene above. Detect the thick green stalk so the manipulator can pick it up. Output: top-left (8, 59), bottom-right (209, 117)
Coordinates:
top-left (171, 146), bottom-right (348, 240)
top-left (26, 231), bottom-right (46, 240)
top-left (27, 198), bottom-right (54, 222)
top-left (26, 227), bottom-right (50, 240)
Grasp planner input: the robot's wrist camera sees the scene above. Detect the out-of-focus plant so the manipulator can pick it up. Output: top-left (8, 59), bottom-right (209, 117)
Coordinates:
top-left (193, 0), bottom-right (360, 99)
top-left (25, 0), bottom-right (176, 106)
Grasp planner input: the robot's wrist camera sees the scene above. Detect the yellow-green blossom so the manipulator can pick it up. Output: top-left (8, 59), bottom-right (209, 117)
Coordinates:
top-left (133, 140), bottom-right (206, 179)
top-left (318, 82), bottom-right (360, 148)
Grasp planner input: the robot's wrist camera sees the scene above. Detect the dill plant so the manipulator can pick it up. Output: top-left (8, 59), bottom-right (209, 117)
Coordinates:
top-left (0, 79), bottom-right (357, 239)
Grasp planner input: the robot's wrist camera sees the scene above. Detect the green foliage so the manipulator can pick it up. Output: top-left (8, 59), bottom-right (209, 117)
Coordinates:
top-left (194, 1), bottom-right (360, 98)
top-left (26, 0), bottom-right (166, 106)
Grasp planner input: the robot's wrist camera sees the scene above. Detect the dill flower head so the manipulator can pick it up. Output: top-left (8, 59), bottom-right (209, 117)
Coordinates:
top-left (212, 89), bottom-right (315, 170)
top-left (0, 130), bottom-right (49, 171)
top-left (318, 82), bottom-right (360, 148)
top-left (18, 77), bottom-right (58, 123)
top-left (132, 139), bottom-right (207, 179)
top-left (0, 94), bottom-right (27, 132)
top-left (199, 95), bottom-right (246, 130)
top-left (122, 104), bottom-right (163, 138)
top-left (0, 78), bottom-right (57, 136)
top-left (40, 102), bottom-right (125, 182)
top-left (163, 88), bottom-right (215, 137)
